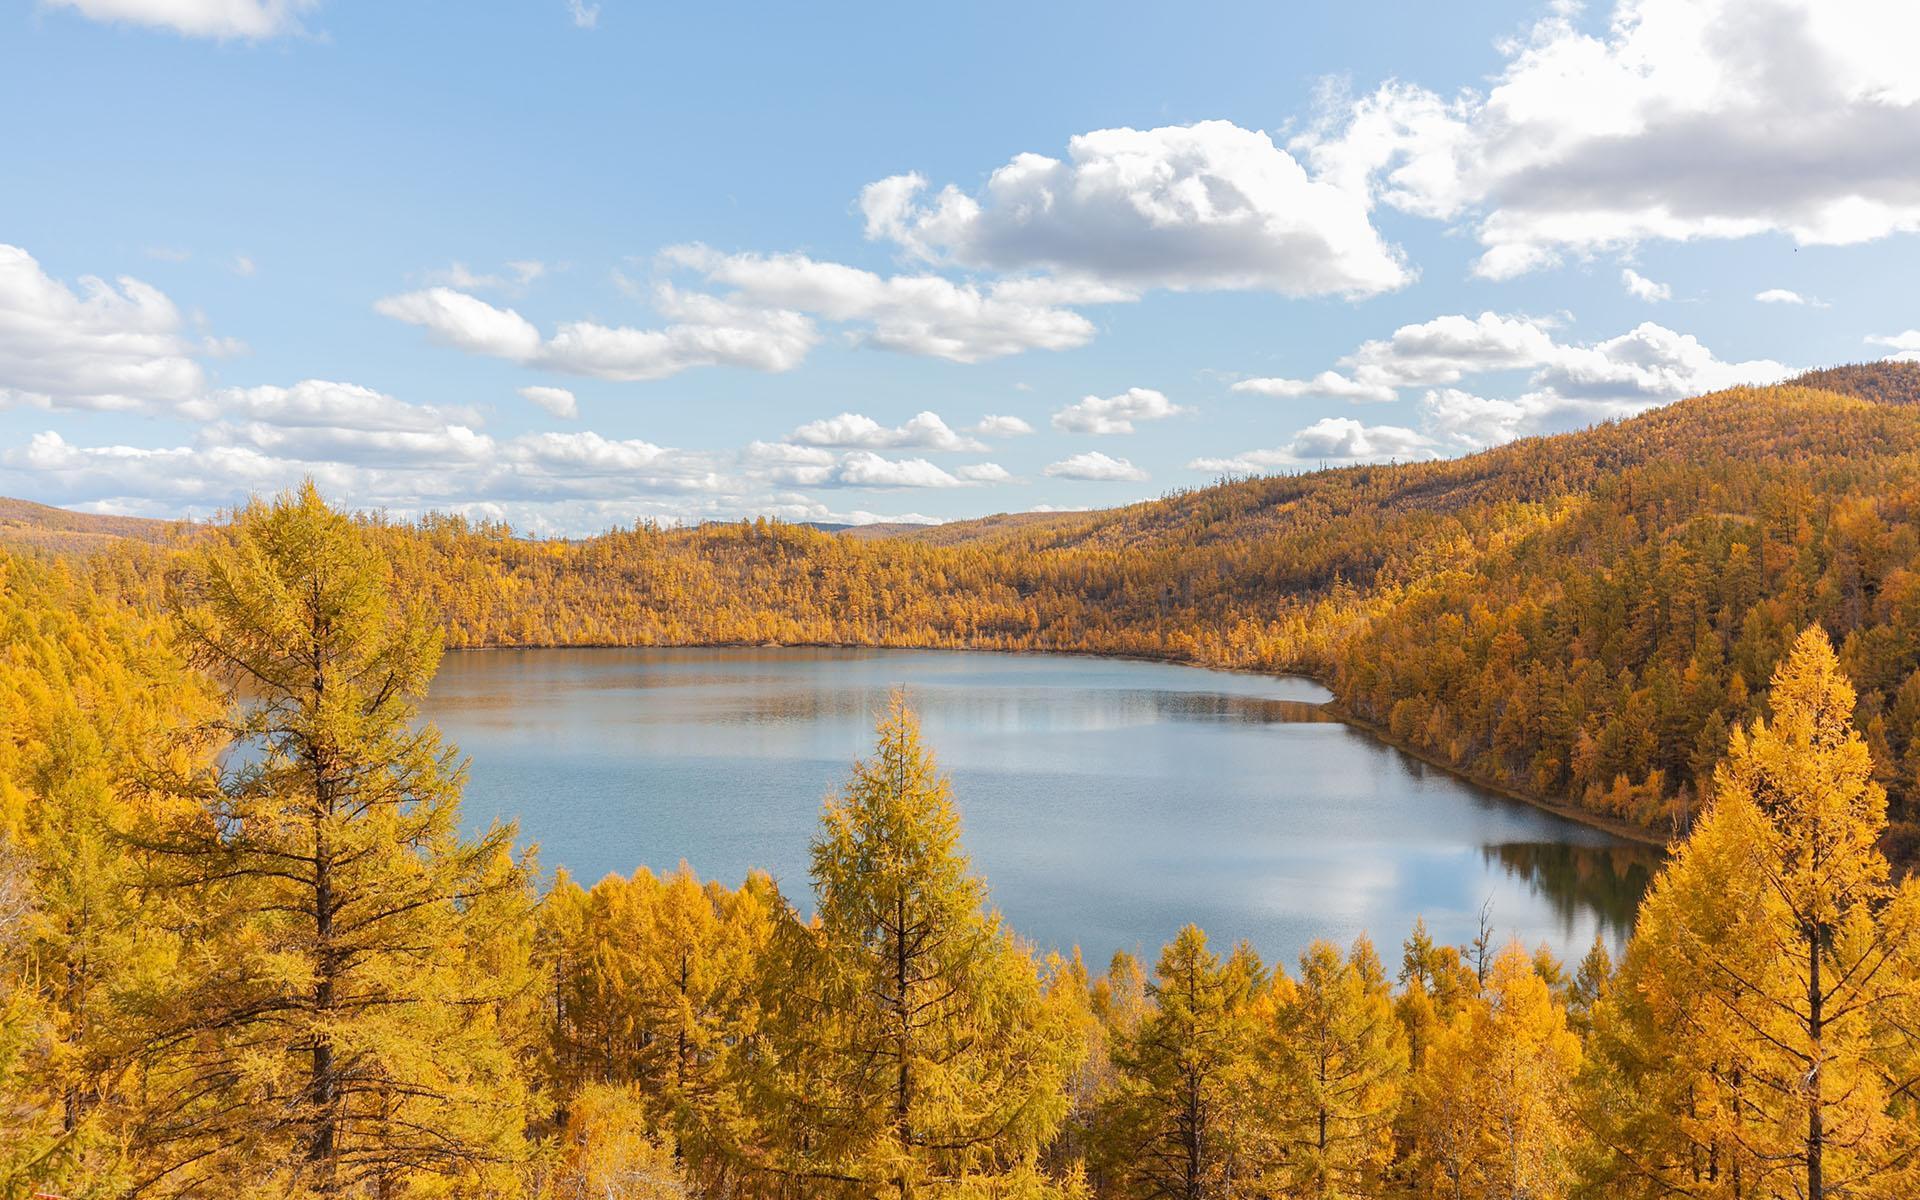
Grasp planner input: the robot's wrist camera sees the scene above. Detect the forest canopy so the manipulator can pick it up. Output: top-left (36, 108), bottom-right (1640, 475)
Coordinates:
top-left (4, 480), bottom-right (1920, 1197)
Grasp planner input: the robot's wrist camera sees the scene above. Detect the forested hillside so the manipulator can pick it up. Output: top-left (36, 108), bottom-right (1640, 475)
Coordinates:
top-left (12, 363), bottom-right (1920, 852)
top-left (4, 489), bottom-right (1919, 1197)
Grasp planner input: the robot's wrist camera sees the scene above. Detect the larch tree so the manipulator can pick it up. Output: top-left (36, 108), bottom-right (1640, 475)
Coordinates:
top-left (758, 693), bottom-right (1084, 1198)
top-left (538, 864), bottom-right (778, 1193)
top-left (143, 482), bottom-right (536, 1196)
top-left (1261, 936), bottom-right (1408, 1199)
top-left (0, 550), bottom-right (214, 1195)
top-left (1108, 924), bottom-right (1265, 1200)
top-left (1581, 625), bottom-right (1920, 1199)
top-left (1411, 941), bottom-right (1581, 1200)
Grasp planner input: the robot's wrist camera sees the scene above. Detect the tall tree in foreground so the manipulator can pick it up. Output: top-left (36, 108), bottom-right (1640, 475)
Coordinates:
top-left (1262, 936), bottom-right (1408, 1198)
top-left (759, 694), bottom-right (1085, 1197)
top-left (148, 482), bottom-right (535, 1196)
top-left (1106, 924), bottom-right (1266, 1200)
top-left (1410, 941), bottom-right (1581, 1200)
top-left (1581, 626), bottom-right (1920, 1199)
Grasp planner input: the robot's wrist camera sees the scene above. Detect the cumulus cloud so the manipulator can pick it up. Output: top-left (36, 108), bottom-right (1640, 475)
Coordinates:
top-left (665, 246), bottom-right (1098, 362)
top-left (1043, 451), bottom-right (1148, 482)
top-left (1230, 370), bottom-right (1398, 403)
top-left (1755, 288), bottom-right (1824, 306)
top-left (380, 246), bottom-right (1103, 376)
top-left (1302, 0), bottom-right (1920, 277)
top-left (1189, 418), bottom-right (1437, 474)
top-left (375, 284), bottom-right (818, 381)
top-left (863, 120), bottom-right (1410, 297)
top-left (742, 442), bottom-right (1008, 489)
top-left (971, 414), bottom-right (1035, 438)
top-left (0, 243), bottom-right (205, 411)
top-left (786, 411), bottom-right (986, 452)
top-left (1339, 311), bottom-right (1564, 390)
top-left (1215, 311), bottom-right (1793, 462)
top-left (519, 385), bottom-right (579, 418)
top-left (1051, 387), bottom-right (1184, 435)
top-left (1621, 269), bottom-right (1671, 302)
top-left (1869, 330), bottom-right (1920, 362)
top-left (375, 288), bottom-right (544, 359)
top-left (177, 379), bottom-right (478, 430)
top-left (821, 451), bottom-right (1006, 489)
top-left (48, 0), bottom-right (317, 39)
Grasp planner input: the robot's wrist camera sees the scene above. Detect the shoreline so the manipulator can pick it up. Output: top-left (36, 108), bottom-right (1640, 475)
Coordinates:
top-left (441, 639), bottom-right (1671, 854)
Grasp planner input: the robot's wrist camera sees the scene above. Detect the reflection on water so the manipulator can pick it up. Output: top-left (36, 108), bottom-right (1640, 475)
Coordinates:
top-left (1482, 843), bottom-right (1659, 948)
top-left (425, 647), bottom-right (1661, 966)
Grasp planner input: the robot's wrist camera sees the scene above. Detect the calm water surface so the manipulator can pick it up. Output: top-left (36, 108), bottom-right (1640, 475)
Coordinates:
top-left (424, 647), bottom-right (1657, 966)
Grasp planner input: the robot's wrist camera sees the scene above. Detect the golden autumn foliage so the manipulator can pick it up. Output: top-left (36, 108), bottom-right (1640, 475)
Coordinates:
top-left (6, 390), bottom-right (1920, 1196)
top-left (23, 365), bottom-right (1920, 858)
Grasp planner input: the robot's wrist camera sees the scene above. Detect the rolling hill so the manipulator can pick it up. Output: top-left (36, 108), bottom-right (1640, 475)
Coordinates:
top-left (10, 360), bottom-right (1920, 853)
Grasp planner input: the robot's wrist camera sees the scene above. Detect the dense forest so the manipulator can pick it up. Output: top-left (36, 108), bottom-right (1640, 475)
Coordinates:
top-left (22, 361), bottom-right (1920, 855)
top-left (4, 482), bottom-right (1920, 1197)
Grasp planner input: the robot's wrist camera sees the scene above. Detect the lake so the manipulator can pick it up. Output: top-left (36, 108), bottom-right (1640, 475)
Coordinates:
top-left (424, 646), bottom-right (1658, 968)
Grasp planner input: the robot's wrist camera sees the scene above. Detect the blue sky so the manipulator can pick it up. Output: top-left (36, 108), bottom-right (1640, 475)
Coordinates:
top-left (3, 0), bottom-right (1917, 531)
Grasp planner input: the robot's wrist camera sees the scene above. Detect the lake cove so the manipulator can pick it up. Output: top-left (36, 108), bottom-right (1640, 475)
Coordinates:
top-left (424, 646), bottom-right (1657, 966)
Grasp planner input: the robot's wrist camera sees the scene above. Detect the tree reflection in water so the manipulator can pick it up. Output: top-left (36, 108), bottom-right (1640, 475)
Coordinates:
top-left (1481, 841), bottom-right (1660, 945)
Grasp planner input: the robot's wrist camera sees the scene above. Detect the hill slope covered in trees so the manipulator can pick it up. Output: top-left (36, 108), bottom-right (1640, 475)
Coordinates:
top-left (5, 489), bottom-right (1920, 1198)
top-left (11, 361), bottom-right (1920, 852)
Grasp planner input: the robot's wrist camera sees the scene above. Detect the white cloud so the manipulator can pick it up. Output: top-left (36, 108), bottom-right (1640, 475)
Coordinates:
top-left (204, 422), bottom-right (495, 467)
top-left (566, 0), bottom-right (599, 28)
top-left (1755, 288), bottom-right (1809, 304)
top-left (231, 254), bottom-right (257, 277)
top-left (971, 414), bottom-right (1035, 438)
top-left (1190, 419), bottom-right (1437, 473)
top-left (742, 442), bottom-right (1006, 489)
top-left (666, 246), bottom-right (1098, 363)
top-left (1869, 330), bottom-right (1920, 362)
top-left (429, 260), bottom-right (549, 290)
top-left (375, 288), bottom-right (544, 359)
top-left (1230, 370), bottom-right (1398, 403)
top-left (1051, 387), bottom-right (1184, 435)
top-left (828, 452), bottom-right (998, 489)
top-left (48, 0), bottom-right (317, 39)
top-left (0, 243), bottom-right (205, 411)
top-left (519, 385), bottom-right (579, 419)
top-left (1621, 268), bottom-right (1670, 302)
top-left (429, 262), bottom-right (505, 290)
top-left (787, 410), bottom-right (986, 452)
top-left (1341, 311), bottom-right (1564, 389)
top-left (1044, 451), bottom-right (1148, 482)
top-left (1292, 417), bottom-right (1434, 461)
top-left (1303, 0), bottom-right (1920, 277)
top-left (1238, 310), bottom-right (1793, 456)
top-left (375, 284), bottom-right (818, 381)
top-left (863, 120), bottom-right (1410, 298)
top-left (1531, 322), bottom-right (1790, 403)
top-left (178, 379), bottom-right (477, 431)
top-left (954, 462), bottom-right (1013, 483)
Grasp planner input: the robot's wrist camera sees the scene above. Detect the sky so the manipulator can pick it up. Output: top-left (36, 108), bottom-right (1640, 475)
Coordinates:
top-left (2, 0), bottom-right (1918, 533)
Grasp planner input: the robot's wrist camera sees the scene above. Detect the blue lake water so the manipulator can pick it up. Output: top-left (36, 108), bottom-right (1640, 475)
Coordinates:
top-left (423, 646), bottom-right (1656, 968)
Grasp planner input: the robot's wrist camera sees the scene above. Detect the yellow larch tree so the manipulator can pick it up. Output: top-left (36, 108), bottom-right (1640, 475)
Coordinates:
top-left (756, 694), bottom-right (1085, 1198)
top-left (139, 482), bottom-right (538, 1197)
top-left (1410, 941), bottom-right (1582, 1200)
top-left (1261, 935), bottom-right (1408, 1198)
top-left (1581, 625), bottom-right (1920, 1199)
